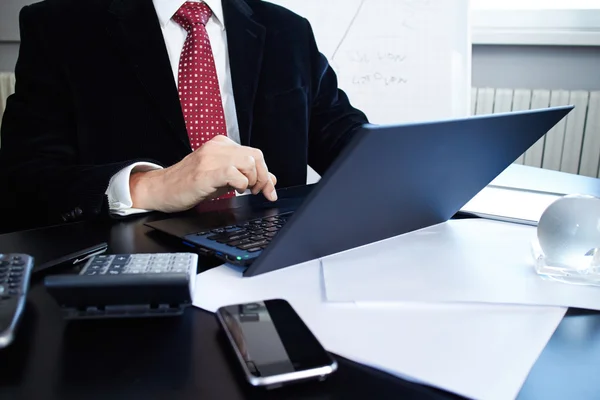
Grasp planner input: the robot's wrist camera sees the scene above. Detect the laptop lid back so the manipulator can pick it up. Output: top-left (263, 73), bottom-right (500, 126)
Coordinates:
top-left (243, 106), bottom-right (574, 276)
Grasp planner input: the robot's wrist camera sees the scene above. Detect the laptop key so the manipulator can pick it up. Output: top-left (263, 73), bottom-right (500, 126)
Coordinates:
top-left (207, 234), bottom-right (226, 241)
top-left (252, 229), bottom-right (265, 235)
top-left (228, 239), bottom-right (252, 247)
top-left (249, 236), bottom-right (264, 241)
top-left (265, 227), bottom-right (278, 233)
top-left (265, 232), bottom-right (278, 237)
top-left (237, 240), bottom-right (269, 250)
top-left (246, 247), bottom-right (262, 253)
top-left (219, 233), bottom-right (251, 243)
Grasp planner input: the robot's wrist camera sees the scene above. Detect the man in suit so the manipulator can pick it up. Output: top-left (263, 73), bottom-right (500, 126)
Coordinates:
top-left (0, 0), bottom-right (367, 233)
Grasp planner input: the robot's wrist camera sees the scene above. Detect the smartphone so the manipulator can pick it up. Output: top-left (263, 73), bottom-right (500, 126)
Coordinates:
top-left (216, 299), bottom-right (337, 388)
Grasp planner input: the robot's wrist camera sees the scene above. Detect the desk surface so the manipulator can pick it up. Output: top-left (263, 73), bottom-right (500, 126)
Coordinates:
top-left (1, 165), bottom-right (600, 399)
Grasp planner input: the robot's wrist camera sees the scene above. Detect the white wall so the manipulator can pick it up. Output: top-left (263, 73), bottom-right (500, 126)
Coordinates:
top-left (472, 45), bottom-right (600, 90)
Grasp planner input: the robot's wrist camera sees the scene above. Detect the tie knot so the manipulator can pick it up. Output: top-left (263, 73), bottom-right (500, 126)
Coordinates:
top-left (173, 1), bottom-right (212, 30)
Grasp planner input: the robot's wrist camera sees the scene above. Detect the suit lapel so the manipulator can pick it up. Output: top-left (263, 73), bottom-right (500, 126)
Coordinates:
top-left (222, 0), bottom-right (266, 146)
top-left (106, 0), bottom-right (190, 151)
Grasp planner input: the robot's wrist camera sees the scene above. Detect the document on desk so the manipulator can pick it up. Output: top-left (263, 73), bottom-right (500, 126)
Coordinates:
top-left (322, 219), bottom-right (600, 310)
top-left (193, 260), bottom-right (566, 400)
top-left (460, 185), bottom-right (561, 225)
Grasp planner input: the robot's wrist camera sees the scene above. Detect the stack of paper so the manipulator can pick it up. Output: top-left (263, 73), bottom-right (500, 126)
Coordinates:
top-left (460, 164), bottom-right (600, 225)
top-left (193, 257), bottom-right (566, 400)
top-left (460, 186), bottom-right (561, 225)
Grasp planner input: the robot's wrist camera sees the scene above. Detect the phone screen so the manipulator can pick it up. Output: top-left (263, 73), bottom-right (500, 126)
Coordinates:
top-left (218, 299), bottom-right (334, 377)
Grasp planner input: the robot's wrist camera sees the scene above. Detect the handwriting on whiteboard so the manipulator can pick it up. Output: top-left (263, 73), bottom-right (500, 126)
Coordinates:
top-left (347, 51), bottom-right (407, 64)
top-left (352, 73), bottom-right (407, 86)
top-left (339, 50), bottom-right (409, 86)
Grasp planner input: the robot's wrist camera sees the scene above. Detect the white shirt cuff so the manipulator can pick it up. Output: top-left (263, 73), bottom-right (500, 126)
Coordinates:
top-left (106, 162), bottom-right (163, 216)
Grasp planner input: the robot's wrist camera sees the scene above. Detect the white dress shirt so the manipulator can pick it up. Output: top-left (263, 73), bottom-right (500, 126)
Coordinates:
top-left (106, 0), bottom-right (240, 216)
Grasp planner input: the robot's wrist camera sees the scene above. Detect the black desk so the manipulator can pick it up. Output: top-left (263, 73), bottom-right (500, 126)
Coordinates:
top-left (1, 215), bottom-right (599, 400)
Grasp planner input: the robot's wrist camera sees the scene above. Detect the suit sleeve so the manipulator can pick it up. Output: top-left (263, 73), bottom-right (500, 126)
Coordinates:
top-left (0, 5), bottom-right (152, 232)
top-left (303, 18), bottom-right (369, 176)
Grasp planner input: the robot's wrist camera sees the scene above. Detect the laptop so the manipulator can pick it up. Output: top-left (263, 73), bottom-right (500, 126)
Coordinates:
top-left (146, 106), bottom-right (574, 277)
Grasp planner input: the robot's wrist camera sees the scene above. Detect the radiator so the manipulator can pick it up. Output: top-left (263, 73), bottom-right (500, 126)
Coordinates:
top-left (0, 72), bottom-right (16, 139)
top-left (472, 87), bottom-right (600, 179)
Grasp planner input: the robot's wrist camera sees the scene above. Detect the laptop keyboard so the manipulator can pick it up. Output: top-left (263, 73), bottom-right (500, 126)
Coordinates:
top-left (197, 212), bottom-right (294, 253)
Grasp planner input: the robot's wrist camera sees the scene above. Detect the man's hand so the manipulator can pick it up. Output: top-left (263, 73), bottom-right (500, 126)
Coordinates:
top-left (129, 136), bottom-right (278, 213)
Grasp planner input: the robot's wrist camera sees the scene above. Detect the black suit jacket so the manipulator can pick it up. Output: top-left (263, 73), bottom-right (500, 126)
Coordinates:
top-left (0, 0), bottom-right (367, 232)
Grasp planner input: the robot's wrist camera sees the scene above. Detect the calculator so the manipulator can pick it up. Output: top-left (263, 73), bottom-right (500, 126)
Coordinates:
top-left (44, 253), bottom-right (198, 319)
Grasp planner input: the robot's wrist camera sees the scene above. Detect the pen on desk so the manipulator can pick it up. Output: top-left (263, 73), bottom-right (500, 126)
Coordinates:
top-left (35, 242), bottom-right (109, 274)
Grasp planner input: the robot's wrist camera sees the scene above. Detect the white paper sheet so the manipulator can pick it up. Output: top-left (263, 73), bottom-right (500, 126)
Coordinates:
top-left (461, 186), bottom-right (561, 225)
top-left (193, 260), bottom-right (566, 400)
top-left (322, 219), bottom-right (600, 310)
top-left (490, 164), bottom-right (600, 199)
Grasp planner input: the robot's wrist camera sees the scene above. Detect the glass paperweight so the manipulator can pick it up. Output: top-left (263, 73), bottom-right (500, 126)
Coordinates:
top-left (531, 194), bottom-right (600, 286)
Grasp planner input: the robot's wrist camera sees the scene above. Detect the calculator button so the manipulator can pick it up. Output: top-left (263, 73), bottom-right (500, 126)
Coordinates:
top-left (113, 255), bottom-right (131, 263)
top-left (95, 255), bottom-right (111, 260)
top-left (10, 266), bottom-right (24, 272)
top-left (125, 268), bottom-right (142, 273)
top-left (91, 260), bottom-right (110, 267)
top-left (10, 260), bottom-right (25, 266)
top-left (8, 290), bottom-right (19, 296)
top-left (108, 270), bottom-right (120, 275)
top-left (173, 262), bottom-right (188, 268)
top-left (0, 261), bottom-right (10, 267)
top-left (84, 270), bottom-right (99, 276)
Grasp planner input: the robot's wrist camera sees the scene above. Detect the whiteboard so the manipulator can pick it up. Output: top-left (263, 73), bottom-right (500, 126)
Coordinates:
top-left (269, 0), bottom-right (471, 125)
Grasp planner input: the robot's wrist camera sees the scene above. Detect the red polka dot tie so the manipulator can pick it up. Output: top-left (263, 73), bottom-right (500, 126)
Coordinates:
top-left (174, 2), bottom-right (234, 199)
